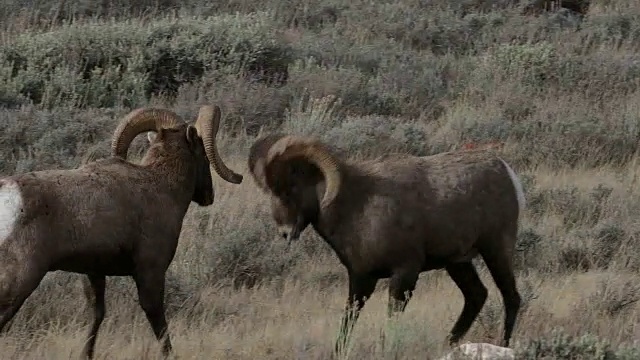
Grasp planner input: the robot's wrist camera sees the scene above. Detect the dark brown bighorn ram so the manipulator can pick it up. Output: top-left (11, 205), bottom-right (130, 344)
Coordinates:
top-left (0, 105), bottom-right (242, 359)
top-left (248, 134), bottom-right (525, 356)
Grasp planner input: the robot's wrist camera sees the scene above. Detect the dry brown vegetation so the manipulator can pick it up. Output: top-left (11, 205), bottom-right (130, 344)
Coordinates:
top-left (1, 0), bottom-right (640, 359)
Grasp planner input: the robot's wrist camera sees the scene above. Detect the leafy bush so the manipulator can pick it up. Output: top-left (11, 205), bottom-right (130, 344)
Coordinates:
top-left (515, 328), bottom-right (640, 359)
top-left (0, 12), bottom-right (292, 108)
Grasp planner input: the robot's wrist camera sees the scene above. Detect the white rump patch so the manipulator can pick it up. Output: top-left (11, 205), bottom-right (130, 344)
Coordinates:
top-left (498, 158), bottom-right (526, 212)
top-left (0, 179), bottom-right (23, 245)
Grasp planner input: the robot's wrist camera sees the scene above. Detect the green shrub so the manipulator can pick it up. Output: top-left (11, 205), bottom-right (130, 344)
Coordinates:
top-left (515, 328), bottom-right (640, 359)
top-left (0, 12), bottom-right (292, 109)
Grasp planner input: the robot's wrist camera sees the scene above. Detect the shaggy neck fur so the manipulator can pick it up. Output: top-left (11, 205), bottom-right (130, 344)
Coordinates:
top-left (313, 161), bottom-right (371, 266)
top-left (140, 144), bottom-right (197, 209)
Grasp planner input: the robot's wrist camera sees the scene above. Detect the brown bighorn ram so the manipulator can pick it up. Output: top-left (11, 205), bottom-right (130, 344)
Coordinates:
top-left (0, 105), bottom-right (242, 359)
top-left (248, 134), bottom-right (525, 355)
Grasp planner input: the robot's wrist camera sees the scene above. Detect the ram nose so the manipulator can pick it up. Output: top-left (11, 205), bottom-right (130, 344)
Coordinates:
top-left (277, 225), bottom-right (299, 246)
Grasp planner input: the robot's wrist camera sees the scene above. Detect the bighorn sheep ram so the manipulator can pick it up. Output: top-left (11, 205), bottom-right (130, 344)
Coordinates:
top-left (0, 105), bottom-right (243, 359)
top-left (248, 134), bottom-right (525, 355)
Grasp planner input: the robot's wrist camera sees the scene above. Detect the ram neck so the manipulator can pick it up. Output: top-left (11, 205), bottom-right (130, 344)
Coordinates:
top-left (313, 162), bottom-right (370, 268)
top-left (143, 155), bottom-right (196, 211)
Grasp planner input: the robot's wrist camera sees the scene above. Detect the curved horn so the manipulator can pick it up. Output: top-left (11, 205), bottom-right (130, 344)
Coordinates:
top-left (247, 133), bottom-right (287, 192)
top-left (111, 108), bottom-right (185, 159)
top-left (266, 136), bottom-right (342, 209)
top-left (193, 105), bottom-right (243, 184)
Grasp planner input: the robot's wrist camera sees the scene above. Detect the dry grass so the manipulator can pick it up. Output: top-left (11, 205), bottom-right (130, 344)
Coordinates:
top-left (4, 272), bottom-right (638, 360)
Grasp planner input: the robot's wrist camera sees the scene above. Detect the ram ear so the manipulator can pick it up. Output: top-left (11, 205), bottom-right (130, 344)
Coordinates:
top-left (185, 125), bottom-right (200, 149)
top-left (147, 131), bottom-right (157, 144)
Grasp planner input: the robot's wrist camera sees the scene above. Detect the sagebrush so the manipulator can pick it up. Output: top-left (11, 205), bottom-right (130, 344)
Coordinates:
top-left (0, 0), bottom-right (639, 358)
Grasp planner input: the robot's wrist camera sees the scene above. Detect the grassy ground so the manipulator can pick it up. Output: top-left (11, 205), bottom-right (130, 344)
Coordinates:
top-left (1, 0), bottom-right (640, 359)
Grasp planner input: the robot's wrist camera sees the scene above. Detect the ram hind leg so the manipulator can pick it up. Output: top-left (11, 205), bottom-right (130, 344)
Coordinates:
top-left (445, 262), bottom-right (488, 346)
top-left (480, 232), bottom-right (521, 347)
top-left (134, 270), bottom-right (173, 357)
top-left (0, 266), bottom-right (47, 333)
top-left (81, 274), bottom-right (106, 360)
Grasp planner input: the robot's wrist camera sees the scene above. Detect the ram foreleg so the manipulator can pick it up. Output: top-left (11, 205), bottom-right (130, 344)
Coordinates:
top-left (81, 274), bottom-right (106, 360)
top-left (333, 273), bottom-right (377, 358)
top-left (134, 269), bottom-right (173, 357)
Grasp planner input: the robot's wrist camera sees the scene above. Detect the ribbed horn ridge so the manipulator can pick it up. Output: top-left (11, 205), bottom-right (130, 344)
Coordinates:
top-left (193, 105), bottom-right (243, 184)
top-left (266, 136), bottom-right (342, 209)
top-left (111, 108), bottom-right (185, 159)
top-left (247, 133), bottom-right (288, 192)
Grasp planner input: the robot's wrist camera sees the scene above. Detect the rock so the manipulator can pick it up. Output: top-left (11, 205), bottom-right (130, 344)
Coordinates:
top-left (437, 342), bottom-right (515, 360)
